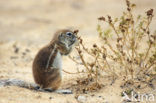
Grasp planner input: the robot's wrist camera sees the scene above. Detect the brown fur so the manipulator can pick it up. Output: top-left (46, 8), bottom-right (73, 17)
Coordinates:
top-left (32, 29), bottom-right (78, 90)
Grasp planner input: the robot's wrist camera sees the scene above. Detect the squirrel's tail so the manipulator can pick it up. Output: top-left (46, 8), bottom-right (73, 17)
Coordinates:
top-left (0, 79), bottom-right (73, 94)
top-left (0, 79), bottom-right (38, 90)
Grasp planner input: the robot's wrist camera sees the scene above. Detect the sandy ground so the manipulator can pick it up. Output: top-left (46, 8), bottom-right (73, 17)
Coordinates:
top-left (0, 0), bottom-right (156, 103)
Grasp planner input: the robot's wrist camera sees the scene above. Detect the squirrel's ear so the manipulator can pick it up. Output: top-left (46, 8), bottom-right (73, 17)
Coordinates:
top-left (58, 33), bottom-right (63, 41)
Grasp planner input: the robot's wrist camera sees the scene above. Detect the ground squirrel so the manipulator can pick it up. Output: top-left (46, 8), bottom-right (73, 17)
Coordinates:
top-left (32, 29), bottom-right (78, 93)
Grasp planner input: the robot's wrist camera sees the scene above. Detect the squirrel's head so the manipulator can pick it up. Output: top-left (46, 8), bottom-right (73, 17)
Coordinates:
top-left (58, 29), bottom-right (78, 47)
top-left (51, 29), bottom-right (79, 55)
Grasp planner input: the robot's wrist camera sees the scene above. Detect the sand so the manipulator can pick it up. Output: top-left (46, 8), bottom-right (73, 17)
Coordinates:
top-left (0, 0), bottom-right (156, 103)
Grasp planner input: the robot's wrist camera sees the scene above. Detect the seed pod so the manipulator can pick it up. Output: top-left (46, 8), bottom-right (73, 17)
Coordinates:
top-left (116, 44), bottom-right (120, 48)
top-left (146, 9), bottom-right (153, 16)
top-left (103, 54), bottom-right (106, 59)
top-left (80, 38), bottom-right (83, 44)
top-left (151, 35), bottom-right (156, 40)
top-left (107, 15), bottom-right (112, 23)
top-left (147, 31), bottom-right (150, 34)
top-left (93, 44), bottom-right (97, 48)
top-left (126, 18), bottom-right (131, 21)
top-left (131, 4), bottom-right (136, 8)
top-left (103, 37), bottom-right (107, 41)
top-left (121, 29), bottom-right (125, 33)
top-left (73, 30), bottom-right (79, 34)
top-left (127, 7), bottom-right (131, 11)
top-left (78, 50), bottom-right (82, 54)
top-left (126, 0), bottom-right (130, 7)
top-left (98, 16), bottom-right (105, 21)
top-left (117, 37), bottom-right (122, 42)
top-left (149, 40), bottom-right (153, 44)
top-left (90, 63), bottom-right (95, 68)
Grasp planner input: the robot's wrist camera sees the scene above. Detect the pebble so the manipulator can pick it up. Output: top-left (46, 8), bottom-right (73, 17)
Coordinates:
top-left (77, 95), bottom-right (86, 103)
top-left (49, 97), bottom-right (53, 99)
top-left (55, 89), bottom-right (72, 94)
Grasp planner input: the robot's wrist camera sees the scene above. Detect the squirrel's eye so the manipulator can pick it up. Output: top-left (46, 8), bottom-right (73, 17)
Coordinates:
top-left (66, 32), bottom-right (72, 36)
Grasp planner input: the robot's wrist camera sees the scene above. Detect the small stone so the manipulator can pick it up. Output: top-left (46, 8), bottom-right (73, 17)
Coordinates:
top-left (14, 47), bottom-right (19, 53)
top-left (10, 56), bottom-right (18, 59)
top-left (91, 94), bottom-right (95, 97)
top-left (103, 102), bottom-right (109, 103)
top-left (55, 89), bottom-right (72, 94)
top-left (49, 97), bottom-right (53, 99)
top-left (98, 95), bottom-right (102, 98)
top-left (22, 52), bottom-right (26, 56)
top-left (25, 48), bottom-right (30, 52)
top-left (36, 95), bottom-right (41, 99)
top-left (77, 95), bottom-right (86, 103)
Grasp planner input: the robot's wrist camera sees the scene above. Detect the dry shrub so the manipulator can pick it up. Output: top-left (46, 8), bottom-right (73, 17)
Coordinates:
top-left (69, 0), bottom-right (156, 93)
